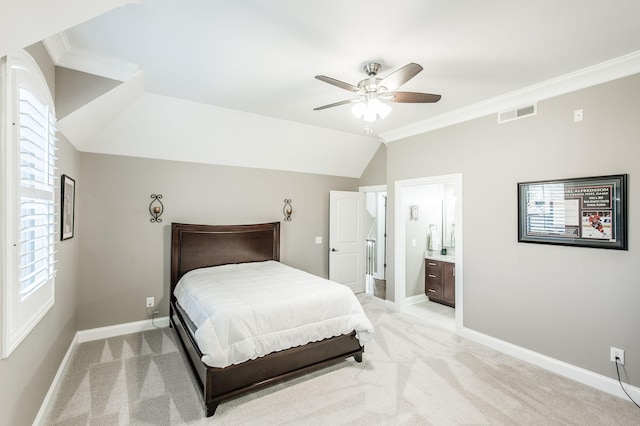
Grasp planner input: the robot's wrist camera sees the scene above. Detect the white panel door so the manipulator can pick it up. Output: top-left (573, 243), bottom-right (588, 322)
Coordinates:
top-left (329, 191), bottom-right (364, 293)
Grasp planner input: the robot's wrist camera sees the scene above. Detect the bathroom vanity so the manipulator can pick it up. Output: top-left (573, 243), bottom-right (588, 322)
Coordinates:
top-left (424, 255), bottom-right (455, 307)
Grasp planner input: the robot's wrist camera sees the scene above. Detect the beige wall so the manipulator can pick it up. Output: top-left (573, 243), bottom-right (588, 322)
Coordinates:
top-left (24, 42), bottom-right (55, 98)
top-left (359, 143), bottom-right (387, 187)
top-left (55, 67), bottom-right (121, 119)
top-left (386, 73), bottom-right (640, 384)
top-left (0, 45), bottom-right (81, 426)
top-left (76, 153), bottom-right (359, 329)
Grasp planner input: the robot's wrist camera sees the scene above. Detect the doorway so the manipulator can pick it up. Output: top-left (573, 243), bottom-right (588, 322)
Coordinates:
top-left (360, 185), bottom-right (387, 299)
top-left (394, 174), bottom-right (463, 332)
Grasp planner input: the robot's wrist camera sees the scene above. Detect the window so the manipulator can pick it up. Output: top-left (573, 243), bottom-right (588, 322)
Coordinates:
top-left (2, 51), bottom-right (57, 358)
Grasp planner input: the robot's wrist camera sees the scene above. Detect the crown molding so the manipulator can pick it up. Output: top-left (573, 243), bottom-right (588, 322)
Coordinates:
top-left (43, 32), bottom-right (139, 81)
top-left (380, 50), bottom-right (640, 143)
top-left (41, 31), bottom-right (71, 63)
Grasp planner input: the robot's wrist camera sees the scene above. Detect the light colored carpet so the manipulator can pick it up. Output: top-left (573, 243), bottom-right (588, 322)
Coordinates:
top-left (45, 294), bottom-right (640, 425)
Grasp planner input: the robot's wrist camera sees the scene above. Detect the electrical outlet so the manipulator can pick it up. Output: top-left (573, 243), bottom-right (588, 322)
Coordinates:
top-left (146, 297), bottom-right (155, 308)
top-left (574, 109), bottom-right (584, 122)
top-left (610, 347), bottom-right (625, 365)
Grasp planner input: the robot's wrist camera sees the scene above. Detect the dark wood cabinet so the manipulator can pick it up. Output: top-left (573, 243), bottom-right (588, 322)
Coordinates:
top-left (442, 262), bottom-right (455, 306)
top-left (425, 258), bottom-right (455, 307)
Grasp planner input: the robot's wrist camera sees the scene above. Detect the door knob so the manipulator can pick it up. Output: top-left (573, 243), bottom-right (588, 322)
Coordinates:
top-left (331, 248), bottom-right (339, 252)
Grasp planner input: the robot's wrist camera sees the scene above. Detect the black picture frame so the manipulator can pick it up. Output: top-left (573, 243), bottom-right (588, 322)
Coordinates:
top-left (61, 174), bottom-right (75, 240)
top-left (518, 174), bottom-right (627, 250)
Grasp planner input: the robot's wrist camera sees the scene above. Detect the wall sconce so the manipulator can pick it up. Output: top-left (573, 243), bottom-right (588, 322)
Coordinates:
top-left (283, 199), bottom-right (292, 222)
top-left (410, 204), bottom-right (419, 221)
top-left (149, 194), bottom-right (164, 223)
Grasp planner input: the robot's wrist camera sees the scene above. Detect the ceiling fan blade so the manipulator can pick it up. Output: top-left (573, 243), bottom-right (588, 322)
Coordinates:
top-left (315, 75), bottom-right (359, 92)
top-left (387, 92), bottom-right (441, 103)
top-left (313, 99), bottom-right (360, 111)
top-left (379, 63), bottom-right (423, 91)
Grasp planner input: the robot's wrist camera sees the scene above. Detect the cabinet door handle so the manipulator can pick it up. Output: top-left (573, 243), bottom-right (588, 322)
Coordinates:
top-left (428, 274), bottom-right (437, 278)
top-left (427, 262), bottom-right (436, 266)
top-left (427, 289), bottom-right (437, 293)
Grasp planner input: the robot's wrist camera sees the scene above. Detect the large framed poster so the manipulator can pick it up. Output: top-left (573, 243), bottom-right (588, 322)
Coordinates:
top-left (518, 174), bottom-right (627, 250)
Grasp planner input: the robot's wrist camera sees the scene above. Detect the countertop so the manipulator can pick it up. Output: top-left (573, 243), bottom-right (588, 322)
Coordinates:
top-left (424, 252), bottom-right (456, 263)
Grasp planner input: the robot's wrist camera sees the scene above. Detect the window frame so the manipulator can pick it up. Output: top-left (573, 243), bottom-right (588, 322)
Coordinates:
top-left (1, 50), bottom-right (57, 358)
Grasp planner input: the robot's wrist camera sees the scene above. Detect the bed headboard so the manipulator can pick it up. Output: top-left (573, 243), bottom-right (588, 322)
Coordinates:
top-left (170, 222), bottom-right (281, 300)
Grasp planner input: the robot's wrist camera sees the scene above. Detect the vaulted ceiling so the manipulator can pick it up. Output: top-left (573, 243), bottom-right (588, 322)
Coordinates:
top-left (4, 0), bottom-right (640, 177)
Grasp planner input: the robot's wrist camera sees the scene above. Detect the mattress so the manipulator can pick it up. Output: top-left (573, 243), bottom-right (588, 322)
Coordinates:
top-left (173, 260), bottom-right (374, 368)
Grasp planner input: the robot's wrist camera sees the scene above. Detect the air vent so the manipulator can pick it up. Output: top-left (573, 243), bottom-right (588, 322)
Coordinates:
top-left (498, 104), bottom-right (537, 124)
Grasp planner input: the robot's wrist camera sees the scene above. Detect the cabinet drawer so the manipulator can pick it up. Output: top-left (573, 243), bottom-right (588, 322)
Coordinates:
top-left (425, 277), bottom-right (442, 297)
top-left (425, 259), bottom-right (441, 272)
top-left (426, 271), bottom-right (440, 280)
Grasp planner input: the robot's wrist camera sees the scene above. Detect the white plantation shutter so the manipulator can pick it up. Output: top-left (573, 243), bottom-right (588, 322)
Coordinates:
top-left (2, 51), bottom-right (57, 358)
top-left (18, 87), bottom-right (57, 297)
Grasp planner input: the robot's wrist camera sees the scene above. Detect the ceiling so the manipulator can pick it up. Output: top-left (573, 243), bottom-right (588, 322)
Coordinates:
top-left (56, 0), bottom-right (640, 138)
top-left (4, 0), bottom-right (640, 177)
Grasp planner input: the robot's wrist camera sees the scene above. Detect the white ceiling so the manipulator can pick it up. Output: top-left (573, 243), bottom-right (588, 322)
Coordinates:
top-left (58, 0), bottom-right (640, 137)
top-left (5, 0), bottom-right (640, 177)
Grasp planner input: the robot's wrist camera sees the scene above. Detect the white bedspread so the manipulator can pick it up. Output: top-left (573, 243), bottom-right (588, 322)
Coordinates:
top-left (174, 260), bottom-right (374, 368)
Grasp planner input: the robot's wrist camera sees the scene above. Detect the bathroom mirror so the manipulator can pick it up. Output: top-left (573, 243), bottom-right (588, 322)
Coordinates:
top-left (442, 198), bottom-right (456, 248)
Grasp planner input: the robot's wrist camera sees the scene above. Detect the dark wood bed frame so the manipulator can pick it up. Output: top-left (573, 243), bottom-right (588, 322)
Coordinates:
top-left (170, 222), bottom-right (364, 417)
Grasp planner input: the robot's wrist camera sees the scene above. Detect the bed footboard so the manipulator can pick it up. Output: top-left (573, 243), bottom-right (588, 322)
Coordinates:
top-left (170, 301), bottom-right (363, 416)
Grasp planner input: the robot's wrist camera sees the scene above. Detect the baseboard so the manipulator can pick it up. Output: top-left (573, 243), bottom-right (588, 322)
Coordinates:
top-left (385, 294), bottom-right (428, 310)
top-left (34, 316), bottom-right (169, 425)
top-left (76, 316), bottom-right (170, 342)
top-left (405, 294), bottom-right (428, 305)
top-left (458, 326), bottom-right (640, 403)
top-left (32, 332), bottom-right (79, 426)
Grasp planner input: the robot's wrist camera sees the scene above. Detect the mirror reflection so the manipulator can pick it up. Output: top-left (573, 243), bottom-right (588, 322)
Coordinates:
top-left (443, 198), bottom-right (456, 249)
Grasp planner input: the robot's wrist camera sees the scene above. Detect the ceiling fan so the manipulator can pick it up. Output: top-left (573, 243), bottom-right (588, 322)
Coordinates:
top-left (314, 62), bottom-right (441, 123)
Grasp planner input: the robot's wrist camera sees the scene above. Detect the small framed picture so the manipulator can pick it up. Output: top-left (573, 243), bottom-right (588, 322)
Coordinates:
top-left (518, 174), bottom-right (627, 250)
top-left (61, 175), bottom-right (75, 240)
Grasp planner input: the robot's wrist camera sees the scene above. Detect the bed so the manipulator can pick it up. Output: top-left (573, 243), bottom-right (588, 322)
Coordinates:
top-left (169, 221), bottom-right (372, 416)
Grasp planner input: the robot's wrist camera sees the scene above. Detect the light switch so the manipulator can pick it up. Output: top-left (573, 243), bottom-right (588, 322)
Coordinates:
top-left (574, 109), bottom-right (583, 122)
top-left (315, 237), bottom-right (322, 244)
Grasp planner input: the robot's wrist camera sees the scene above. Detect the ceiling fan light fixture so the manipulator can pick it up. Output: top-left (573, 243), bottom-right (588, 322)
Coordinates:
top-left (351, 102), bottom-right (367, 119)
top-left (351, 98), bottom-right (392, 122)
top-left (372, 99), bottom-right (392, 119)
top-left (315, 62), bottom-right (440, 127)
top-left (363, 110), bottom-right (377, 122)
